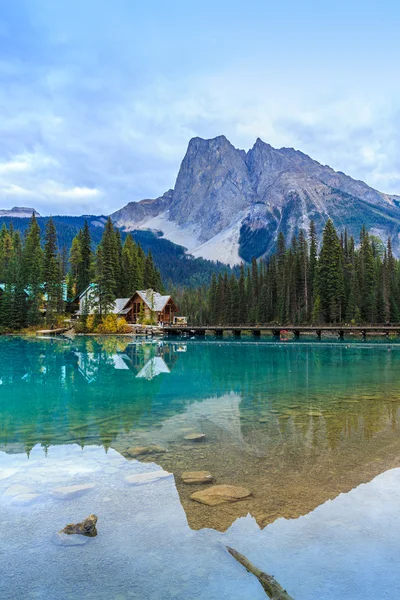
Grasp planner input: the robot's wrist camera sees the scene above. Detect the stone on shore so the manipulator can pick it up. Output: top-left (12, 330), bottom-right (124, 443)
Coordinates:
top-left (184, 433), bottom-right (206, 442)
top-left (190, 484), bottom-right (252, 506)
top-left (60, 514), bottom-right (98, 537)
top-left (181, 471), bottom-right (214, 484)
top-left (52, 483), bottom-right (95, 500)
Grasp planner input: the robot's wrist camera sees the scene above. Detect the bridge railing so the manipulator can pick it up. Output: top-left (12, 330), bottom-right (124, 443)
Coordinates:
top-left (165, 322), bottom-right (400, 328)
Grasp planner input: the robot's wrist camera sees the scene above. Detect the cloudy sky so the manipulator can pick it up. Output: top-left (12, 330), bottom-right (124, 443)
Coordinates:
top-left (0, 0), bottom-right (399, 215)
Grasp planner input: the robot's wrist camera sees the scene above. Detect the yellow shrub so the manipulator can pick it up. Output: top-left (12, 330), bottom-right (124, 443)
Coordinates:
top-left (116, 317), bottom-right (131, 333)
top-left (86, 314), bottom-right (96, 332)
top-left (96, 314), bottom-right (118, 334)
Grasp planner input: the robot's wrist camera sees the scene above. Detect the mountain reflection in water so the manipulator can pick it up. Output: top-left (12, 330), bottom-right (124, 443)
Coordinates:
top-left (1, 335), bottom-right (400, 534)
top-left (1, 443), bottom-right (400, 600)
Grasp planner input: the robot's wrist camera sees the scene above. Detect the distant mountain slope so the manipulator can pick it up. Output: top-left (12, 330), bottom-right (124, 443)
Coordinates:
top-left (111, 135), bottom-right (400, 264)
top-left (0, 207), bottom-right (40, 218)
top-left (0, 214), bottom-right (231, 286)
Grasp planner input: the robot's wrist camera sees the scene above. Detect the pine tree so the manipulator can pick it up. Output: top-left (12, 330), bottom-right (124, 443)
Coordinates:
top-left (312, 294), bottom-right (322, 324)
top-left (136, 243), bottom-right (146, 289)
top-left (10, 230), bottom-right (26, 329)
top-left (358, 226), bottom-right (376, 322)
top-left (113, 228), bottom-right (123, 296)
top-left (44, 218), bottom-right (62, 327)
top-left (315, 219), bottom-right (345, 323)
top-left (298, 229), bottom-right (309, 321)
top-left (309, 219), bottom-right (318, 307)
top-left (208, 273), bottom-right (218, 323)
top-left (121, 234), bottom-right (137, 296)
top-left (144, 251), bottom-right (162, 291)
top-left (95, 220), bottom-right (117, 318)
top-left (237, 263), bottom-right (247, 324)
top-left (77, 221), bottom-right (92, 294)
top-left (23, 213), bottom-right (44, 326)
top-left (276, 232), bottom-right (286, 322)
top-left (229, 273), bottom-right (239, 324)
top-left (387, 238), bottom-right (399, 321)
top-left (69, 234), bottom-right (82, 296)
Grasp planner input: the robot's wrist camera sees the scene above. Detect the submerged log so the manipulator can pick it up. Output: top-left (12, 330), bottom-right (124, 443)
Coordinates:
top-left (226, 546), bottom-right (295, 600)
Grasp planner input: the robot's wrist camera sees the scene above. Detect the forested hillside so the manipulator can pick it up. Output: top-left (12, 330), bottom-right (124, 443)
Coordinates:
top-left (0, 215), bottom-right (231, 287)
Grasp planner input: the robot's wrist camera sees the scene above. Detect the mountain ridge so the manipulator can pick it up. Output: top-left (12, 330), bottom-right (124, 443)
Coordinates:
top-left (0, 207), bottom-right (41, 218)
top-left (111, 135), bottom-right (400, 264)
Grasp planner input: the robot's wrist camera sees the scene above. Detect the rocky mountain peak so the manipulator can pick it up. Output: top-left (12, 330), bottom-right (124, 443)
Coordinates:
top-left (168, 135), bottom-right (255, 241)
top-left (111, 135), bottom-right (400, 265)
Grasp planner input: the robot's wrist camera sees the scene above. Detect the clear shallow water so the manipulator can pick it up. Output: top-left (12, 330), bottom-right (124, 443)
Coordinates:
top-left (1, 335), bottom-right (400, 599)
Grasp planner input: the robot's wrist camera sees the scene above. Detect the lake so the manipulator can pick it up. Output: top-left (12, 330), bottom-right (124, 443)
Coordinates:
top-left (1, 335), bottom-right (400, 599)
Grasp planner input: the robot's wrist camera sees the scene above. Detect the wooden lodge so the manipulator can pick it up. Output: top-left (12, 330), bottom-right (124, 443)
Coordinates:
top-left (77, 286), bottom-right (178, 325)
top-left (128, 290), bottom-right (178, 324)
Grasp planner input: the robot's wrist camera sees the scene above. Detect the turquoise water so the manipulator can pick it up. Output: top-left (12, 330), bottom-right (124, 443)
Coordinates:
top-left (1, 335), bottom-right (400, 599)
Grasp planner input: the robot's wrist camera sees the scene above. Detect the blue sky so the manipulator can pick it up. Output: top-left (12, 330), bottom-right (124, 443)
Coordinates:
top-left (0, 0), bottom-right (399, 215)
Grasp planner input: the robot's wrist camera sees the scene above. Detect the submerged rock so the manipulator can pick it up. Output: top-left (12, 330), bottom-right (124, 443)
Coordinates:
top-left (60, 514), bottom-right (98, 537)
top-left (11, 493), bottom-right (39, 506)
top-left (52, 483), bottom-right (95, 500)
top-left (181, 471), bottom-right (214, 484)
top-left (190, 484), bottom-right (252, 506)
top-left (184, 433), bottom-right (206, 442)
top-left (126, 446), bottom-right (166, 458)
top-left (4, 484), bottom-right (34, 497)
top-left (125, 471), bottom-right (171, 485)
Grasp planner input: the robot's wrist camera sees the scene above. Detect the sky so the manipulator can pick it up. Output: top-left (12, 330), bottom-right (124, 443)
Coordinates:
top-left (0, 0), bottom-right (399, 216)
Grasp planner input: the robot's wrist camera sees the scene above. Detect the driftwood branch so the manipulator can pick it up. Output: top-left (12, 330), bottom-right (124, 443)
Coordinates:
top-left (226, 546), bottom-right (295, 600)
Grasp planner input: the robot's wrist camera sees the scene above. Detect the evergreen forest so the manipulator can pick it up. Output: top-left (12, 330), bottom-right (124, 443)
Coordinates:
top-left (1, 214), bottom-right (400, 331)
top-left (0, 215), bottom-right (162, 331)
top-left (175, 220), bottom-right (400, 326)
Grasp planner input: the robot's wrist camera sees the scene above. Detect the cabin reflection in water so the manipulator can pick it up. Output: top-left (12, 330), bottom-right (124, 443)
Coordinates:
top-left (71, 340), bottom-right (180, 382)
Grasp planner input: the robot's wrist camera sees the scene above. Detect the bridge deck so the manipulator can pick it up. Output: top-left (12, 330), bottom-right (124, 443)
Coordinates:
top-left (163, 325), bottom-right (400, 335)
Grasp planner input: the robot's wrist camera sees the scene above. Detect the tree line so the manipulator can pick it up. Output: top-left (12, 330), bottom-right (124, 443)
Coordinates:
top-left (2, 213), bottom-right (400, 330)
top-left (0, 214), bottom-right (162, 331)
top-left (174, 219), bottom-right (400, 325)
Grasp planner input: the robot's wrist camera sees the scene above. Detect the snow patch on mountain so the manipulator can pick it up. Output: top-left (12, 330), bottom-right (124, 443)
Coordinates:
top-left (132, 210), bottom-right (201, 251)
top-left (191, 212), bottom-right (244, 265)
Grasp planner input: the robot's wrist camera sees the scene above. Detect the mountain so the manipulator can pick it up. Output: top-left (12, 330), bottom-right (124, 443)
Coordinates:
top-left (111, 135), bottom-right (400, 264)
top-left (0, 206), bottom-right (40, 218)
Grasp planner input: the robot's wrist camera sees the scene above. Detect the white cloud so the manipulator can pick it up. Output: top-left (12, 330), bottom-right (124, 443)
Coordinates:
top-left (0, 184), bottom-right (37, 197)
top-left (0, 158), bottom-right (31, 174)
top-left (0, 2), bottom-right (399, 215)
top-left (41, 183), bottom-right (102, 199)
top-left (0, 151), bottom-right (58, 175)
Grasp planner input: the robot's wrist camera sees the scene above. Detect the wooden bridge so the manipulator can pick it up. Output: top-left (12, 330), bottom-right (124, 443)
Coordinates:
top-left (163, 325), bottom-right (400, 339)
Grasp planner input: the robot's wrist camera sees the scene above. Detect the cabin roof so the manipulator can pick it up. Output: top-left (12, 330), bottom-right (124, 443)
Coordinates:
top-left (135, 289), bottom-right (171, 312)
top-left (77, 296), bottom-right (131, 316)
top-left (113, 298), bottom-right (131, 314)
top-left (78, 283), bottom-right (97, 301)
